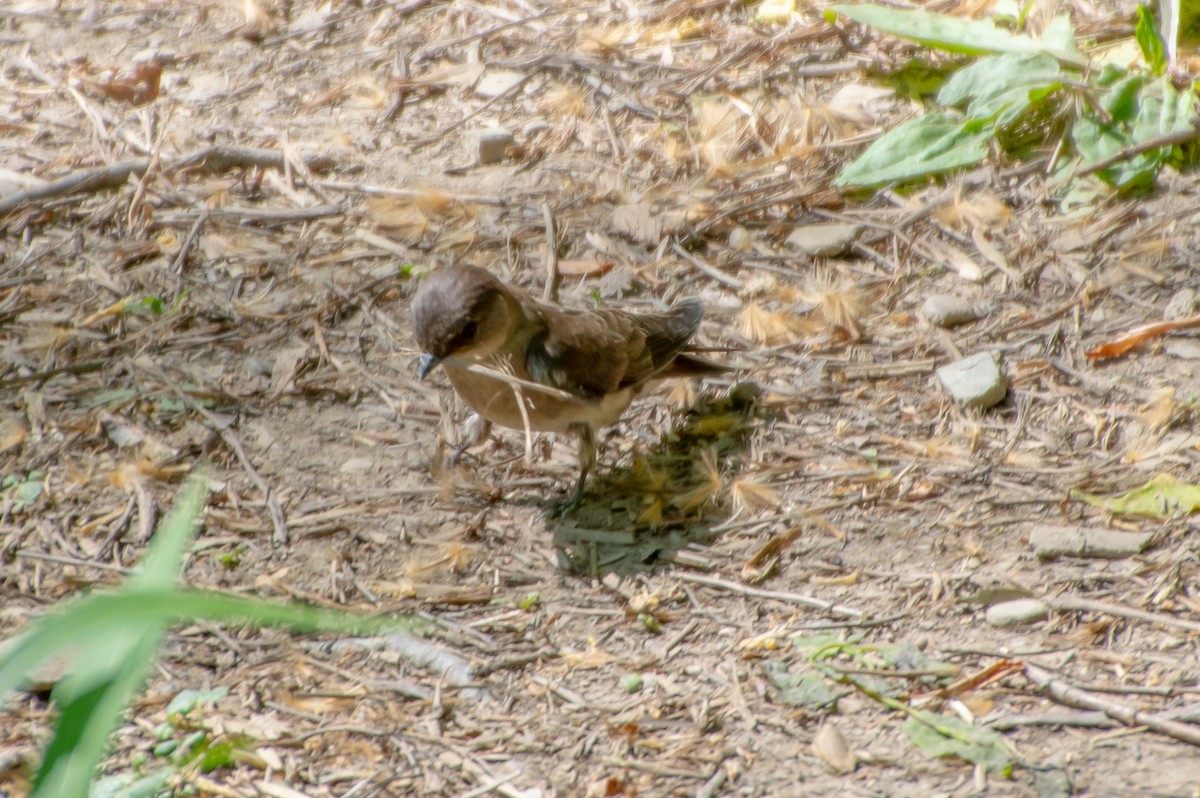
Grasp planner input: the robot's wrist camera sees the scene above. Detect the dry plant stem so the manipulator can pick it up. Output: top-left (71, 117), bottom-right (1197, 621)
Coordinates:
top-left (0, 146), bottom-right (337, 216)
top-left (510, 383), bottom-right (535, 467)
top-left (678, 572), bottom-right (864, 618)
top-left (1024, 663), bottom-right (1200, 746)
top-left (136, 362), bottom-right (289, 545)
top-left (171, 208), bottom-right (209, 279)
top-left (154, 203), bottom-right (345, 227)
top-left (1046, 595), bottom-right (1200, 634)
top-left (671, 243), bottom-right (744, 290)
top-left (542, 201), bottom-right (560, 303)
top-left (316, 179), bottom-right (505, 205)
top-left (458, 361), bottom-right (575, 401)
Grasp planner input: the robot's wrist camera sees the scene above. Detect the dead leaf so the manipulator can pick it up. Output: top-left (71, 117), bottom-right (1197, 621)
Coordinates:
top-left (557, 259), bottom-right (613, 277)
top-left (812, 722), bottom-right (856, 774)
top-left (0, 417), bottom-right (27, 455)
top-left (1086, 313), bottom-right (1200, 360)
top-left (81, 60), bottom-right (162, 106)
top-left (611, 204), bottom-right (663, 245)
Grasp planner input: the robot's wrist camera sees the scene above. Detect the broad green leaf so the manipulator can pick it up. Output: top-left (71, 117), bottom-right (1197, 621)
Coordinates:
top-left (905, 710), bottom-right (1013, 772)
top-left (1075, 75), bottom-right (1197, 188)
top-left (876, 642), bottom-right (956, 676)
top-left (0, 589), bottom-right (402, 703)
top-left (826, 4), bottom-right (1085, 66)
top-left (835, 113), bottom-right (993, 187)
top-left (33, 479), bottom-right (208, 798)
top-left (937, 53), bottom-right (1064, 126)
top-left (1137, 4), bottom-right (1168, 74)
top-left (91, 768), bottom-right (173, 798)
top-left (763, 661), bottom-right (838, 709)
top-left (1041, 15), bottom-right (1082, 56)
top-left (1073, 473), bottom-right (1200, 518)
top-left (166, 687), bottom-right (228, 717)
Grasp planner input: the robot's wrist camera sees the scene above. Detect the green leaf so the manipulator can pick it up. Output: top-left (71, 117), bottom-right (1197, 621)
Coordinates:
top-left (1040, 14), bottom-right (1082, 56)
top-left (763, 661), bottom-right (838, 709)
top-left (905, 710), bottom-right (1013, 772)
top-left (937, 52), bottom-right (1064, 126)
top-left (1137, 4), bottom-right (1168, 75)
top-left (0, 590), bottom-right (401, 705)
top-left (1073, 473), bottom-right (1200, 518)
top-left (834, 113), bottom-right (993, 187)
top-left (31, 479), bottom-right (210, 798)
top-left (166, 687), bottom-right (228, 717)
top-left (1074, 74), bottom-right (1197, 188)
top-left (826, 4), bottom-right (1084, 65)
top-left (90, 768), bottom-right (173, 798)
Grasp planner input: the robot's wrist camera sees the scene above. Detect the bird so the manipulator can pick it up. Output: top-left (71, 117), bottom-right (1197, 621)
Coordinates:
top-left (411, 263), bottom-right (728, 507)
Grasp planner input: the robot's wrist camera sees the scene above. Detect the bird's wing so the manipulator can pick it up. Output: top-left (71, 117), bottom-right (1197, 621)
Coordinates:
top-left (527, 299), bottom-right (705, 398)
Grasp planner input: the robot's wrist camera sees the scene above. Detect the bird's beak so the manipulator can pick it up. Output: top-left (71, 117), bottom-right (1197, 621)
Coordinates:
top-left (417, 353), bottom-right (441, 380)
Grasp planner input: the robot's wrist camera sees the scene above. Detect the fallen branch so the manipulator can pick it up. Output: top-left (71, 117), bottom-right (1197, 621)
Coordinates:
top-left (0, 145), bottom-right (338, 217)
top-left (1046, 594), bottom-right (1200, 634)
top-left (1025, 663), bottom-right (1200, 746)
top-left (677, 572), bottom-right (864, 618)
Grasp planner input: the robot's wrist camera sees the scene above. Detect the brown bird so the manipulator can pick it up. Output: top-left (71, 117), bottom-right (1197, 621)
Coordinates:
top-left (412, 264), bottom-right (727, 506)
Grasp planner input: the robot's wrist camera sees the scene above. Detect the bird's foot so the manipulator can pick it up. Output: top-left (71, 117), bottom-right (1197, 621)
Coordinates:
top-left (446, 413), bottom-right (491, 467)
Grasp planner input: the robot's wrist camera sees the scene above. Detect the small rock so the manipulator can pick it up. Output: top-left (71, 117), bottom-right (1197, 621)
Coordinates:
top-left (729, 225), bottom-right (752, 252)
top-left (1164, 288), bottom-right (1197, 320)
top-left (985, 598), bottom-right (1049, 627)
top-left (473, 127), bottom-right (514, 164)
top-left (1164, 339), bottom-right (1200, 359)
top-left (523, 119), bottom-right (550, 138)
top-left (921, 294), bottom-right (980, 328)
top-left (936, 351), bottom-right (1008, 409)
top-left (784, 223), bottom-right (863, 257)
top-left (340, 457), bottom-right (373, 475)
top-left (612, 203), bottom-right (663, 246)
top-left (1030, 525), bottom-right (1154, 559)
top-left (474, 69), bottom-right (525, 99)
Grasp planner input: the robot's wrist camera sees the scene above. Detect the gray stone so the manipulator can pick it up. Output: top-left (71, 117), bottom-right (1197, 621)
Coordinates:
top-left (784, 223), bottom-right (863, 257)
top-left (474, 69), bottom-right (526, 99)
top-left (473, 127), bottom-right (514, 164)
top-left (1030, 525), bottom-right (1154, 559)
top-left (340, 457), bottom-right (373, 475)
top-left (1164, 287), bottom-right (1197, 320)
top-left (936, 351), bottom-right (1008, 408)
top-left (985, 598), bottom-right (1049, 627)
top-left (921, 294), bottom-right (980, 328)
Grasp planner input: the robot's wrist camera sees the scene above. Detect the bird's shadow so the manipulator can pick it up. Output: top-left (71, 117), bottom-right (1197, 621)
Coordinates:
top-left (545, 382), bottom-right (765, 577)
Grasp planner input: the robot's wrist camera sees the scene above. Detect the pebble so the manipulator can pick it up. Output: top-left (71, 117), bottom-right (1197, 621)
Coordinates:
top-left (474, 69), bottom-right (525, 99)
top-left (1029, 525), bottom-right (1153, 559)
top-left (921, 294), bottom-right (979, 328)
top-left (473, 127), bottom-right (514, 164)
top-left (729, 225), bottom-right (752, 252)
top-left (1164, 287), bottom-right (1197, 320)
top-left (784, 223), bottom-right (863, 257)
top-left (936, 351), bottom-right (1008, 408)
top-left (340, 457), bottom-right (373, 475)
top-left (985, 598), bottom-right (1049, 627)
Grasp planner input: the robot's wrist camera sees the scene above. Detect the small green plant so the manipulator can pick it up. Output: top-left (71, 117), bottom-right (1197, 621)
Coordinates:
top-left (826, 3), bottom-right (1198, 192)
top-left (766, 632), bottom-right (1012, 775)
top-left (2, 470), bottom-right (45, 511)
top-left (0, 476), bottom-right (406, 798)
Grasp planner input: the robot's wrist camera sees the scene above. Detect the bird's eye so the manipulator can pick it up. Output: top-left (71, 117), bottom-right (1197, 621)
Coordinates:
top-left (460, 320), bottom-right (479, 339)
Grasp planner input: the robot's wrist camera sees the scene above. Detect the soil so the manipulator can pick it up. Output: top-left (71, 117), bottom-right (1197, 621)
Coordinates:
top-left (4, 1), bottom-right (1200, 797)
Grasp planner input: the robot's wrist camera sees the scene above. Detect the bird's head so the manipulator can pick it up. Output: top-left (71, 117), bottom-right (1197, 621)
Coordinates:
top-left (412, 264), bottom-right (514, 378)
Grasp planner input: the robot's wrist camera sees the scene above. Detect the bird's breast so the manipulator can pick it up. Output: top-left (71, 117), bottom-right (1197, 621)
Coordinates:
top-left (443, 363), bottom-right (634, 434)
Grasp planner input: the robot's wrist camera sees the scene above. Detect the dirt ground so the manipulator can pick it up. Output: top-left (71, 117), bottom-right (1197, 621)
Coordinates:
top-left (5, 0), bottom-right (1200, 796)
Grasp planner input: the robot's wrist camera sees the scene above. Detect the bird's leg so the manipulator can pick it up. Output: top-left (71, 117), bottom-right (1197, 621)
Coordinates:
top-left (449, 413), bottom-right (491, 465)
top-left (559, 423), bottom-right (596, 513)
